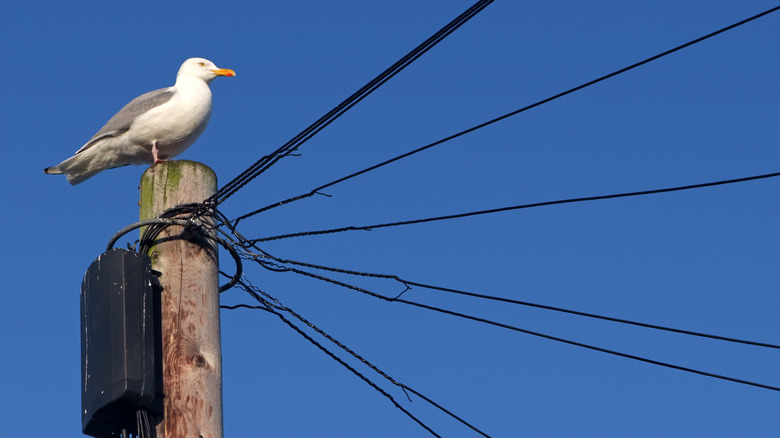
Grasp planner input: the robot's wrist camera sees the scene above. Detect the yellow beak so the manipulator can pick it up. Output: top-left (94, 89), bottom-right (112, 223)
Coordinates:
top-left (212, 68), bottom-right (236, 77)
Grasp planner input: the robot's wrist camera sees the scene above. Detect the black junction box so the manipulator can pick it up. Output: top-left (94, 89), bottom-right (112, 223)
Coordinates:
top-left (80, 248), bottom-right (163, 437)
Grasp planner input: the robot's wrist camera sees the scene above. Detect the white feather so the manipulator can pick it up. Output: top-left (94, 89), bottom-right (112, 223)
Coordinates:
top-left (44, 57), bottom-right (235, 185)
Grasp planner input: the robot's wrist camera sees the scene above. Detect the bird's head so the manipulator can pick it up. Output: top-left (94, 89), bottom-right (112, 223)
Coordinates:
top-left (178, 57), bottom-right (236, 83)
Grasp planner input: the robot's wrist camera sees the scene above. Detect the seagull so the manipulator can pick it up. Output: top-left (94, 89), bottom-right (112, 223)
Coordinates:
top-left (44, 57), bottom-right (235, 185)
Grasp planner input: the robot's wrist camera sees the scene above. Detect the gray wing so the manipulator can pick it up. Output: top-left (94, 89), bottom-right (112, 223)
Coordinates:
top-left (75, 87), bottom-right (176, 154)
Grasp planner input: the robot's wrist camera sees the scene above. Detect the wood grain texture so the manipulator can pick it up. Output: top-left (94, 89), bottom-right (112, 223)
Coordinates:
top-left (140, 161), bottom-right (222, 438)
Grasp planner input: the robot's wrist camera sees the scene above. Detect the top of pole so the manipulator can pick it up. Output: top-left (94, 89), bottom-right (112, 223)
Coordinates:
top-left (140, 160), bottom-right (217, 221)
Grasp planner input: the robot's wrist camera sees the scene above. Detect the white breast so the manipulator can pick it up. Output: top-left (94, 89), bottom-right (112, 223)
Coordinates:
top-left (128, 76), bottom-right (214, 160)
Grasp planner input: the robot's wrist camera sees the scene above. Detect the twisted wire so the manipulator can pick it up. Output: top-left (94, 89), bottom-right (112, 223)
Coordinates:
top-left (230, 5), bottom-right (780, 224)
top-left (208, 0), bottom-right (495, 207)
top-left (247, 171), bottom-right (780, 243)
top-left (233, 278), bottom-right (446, 437)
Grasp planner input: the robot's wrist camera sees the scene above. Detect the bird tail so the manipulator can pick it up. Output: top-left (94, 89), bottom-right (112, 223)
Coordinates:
top-left (43, 154), bottom-right (104, 185)
top-left (45, 139), bottom-right (150, 185)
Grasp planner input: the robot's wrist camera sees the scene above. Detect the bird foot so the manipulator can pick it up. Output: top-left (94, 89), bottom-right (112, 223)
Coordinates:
top-left (151, 141), bottom-right (165, 164)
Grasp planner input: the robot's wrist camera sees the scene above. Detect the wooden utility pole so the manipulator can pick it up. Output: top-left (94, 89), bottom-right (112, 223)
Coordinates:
top-left (139, 160), bottom-right (223, 438)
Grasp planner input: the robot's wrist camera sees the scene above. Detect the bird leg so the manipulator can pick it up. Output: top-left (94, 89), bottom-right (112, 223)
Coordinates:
top-left (151, 141), bottom-right (167, 164)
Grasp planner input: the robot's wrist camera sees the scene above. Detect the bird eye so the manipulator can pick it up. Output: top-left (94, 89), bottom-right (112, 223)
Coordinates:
top-left (198, 62), bottom-right (206, 67)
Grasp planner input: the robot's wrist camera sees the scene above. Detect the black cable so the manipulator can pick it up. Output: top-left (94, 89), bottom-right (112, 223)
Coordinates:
top-left (107, 204), bottom-right (244, 292)
top-left (224, 303), bottom-right (492, 437)
top-left (393, 297), bottom-right (780, 392)
top-left (246, 251), bottom-right (394, 302)
top-left (236, 249), bottom-right (780, 350)
top-left (221, 303), bottom-right (267, 310)
top-left (234, 279), bottom-right (444, 438)
top-left (247, 171), bottom-right (780, 243)
top-left (135, 410), bottom-right (153, 438)
top-left (224, 204), bottom-right (780, 387)
top-left (231, 4), bottom-right (780, 224)
top-left (402, 280), bottom-right (780, 350)
top-left (233, 277), bottom-right (491, 437)
top-left (208, 0), bottom-right (495, 207)
top-left (241, 254), bottom-right (780, 391)
top-left (273, 307), bottom-right (442, 437)
top-left (142, 410), bottom-right (153, 438)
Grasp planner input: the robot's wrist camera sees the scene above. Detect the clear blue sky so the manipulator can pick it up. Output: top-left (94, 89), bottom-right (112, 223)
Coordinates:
top-left (3, 1), bottom-right (780, 436)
